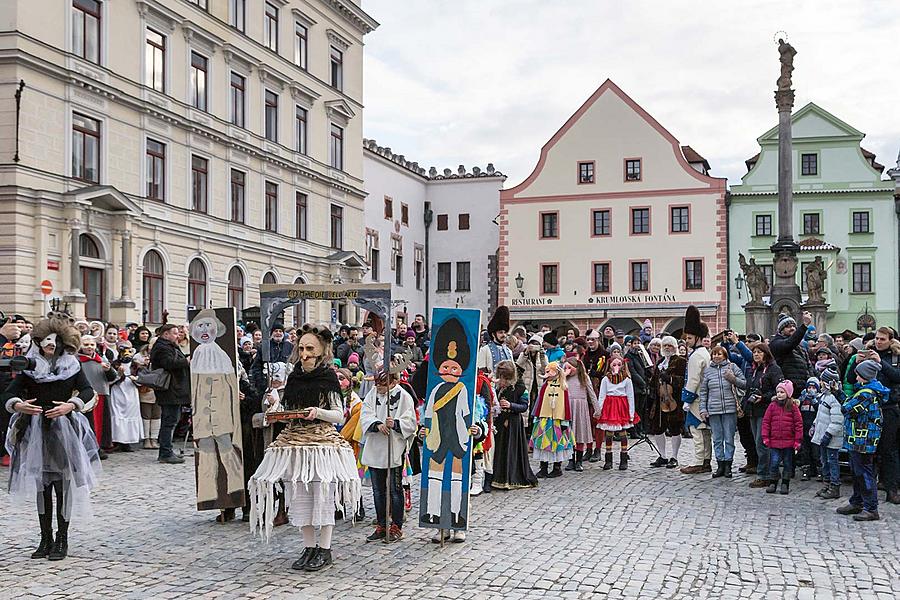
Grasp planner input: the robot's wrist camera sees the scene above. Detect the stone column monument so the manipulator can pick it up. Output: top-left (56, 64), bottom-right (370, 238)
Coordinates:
top-left (767, 38), bottom-right (804, 325)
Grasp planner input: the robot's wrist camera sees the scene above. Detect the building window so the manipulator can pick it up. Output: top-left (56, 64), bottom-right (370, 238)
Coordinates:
top-left (187, 258), bottom-right (207, 309)
top-left (227, 266), bottom-right (244, 311)
top-left (631, 207), bottom-right (649, 234)
top-left (541, 264), bottom-right (558, 295)
top-left (670, 206), bottom-right (690, 233)
top-left (540, 212), bottom-right (558, 239)
top-left (265, 90), bottom-right (278, 142)
top-left (142, 250), bottom-right (164, 323)
top-left (230, 169), bottom-right (245, 223)
top-left (625, 159), bottom-right (642, 181)
top-left (852, 211), bottom-right (870, 233)
top-left (593, 262), bottom-right (610, 293)
top-left (370, 248), bottom-right (380, 281)
top-left (395, 255), bottom-right (403, 286)
top-left (145, 138), bottom-right (165, 201)
top-left (330, 46), bottom-right (343, 90)
top-left (265, 181), bottom-right (278, 232)
top-left (264, 2), bottom-right (279, 52)
top-left (456, 262), bottom-right (471, 292)
top-left (458, 214), bottom-right (470, 230)
top-left (230, 0), bottom-right (245, 32)
top-left (295, 192), bottom-right (307, 240)
top-left (591, 209), bottom-right (610, 236)
top-left (262, 272), bottom-right (277, 286)
top-left (72, 0), bottom-right (101, 64)
top-left (436, 214), bottom-right (448, 231)
top-left (330, 204), bottom-right (343, 249)
top-left (801, 153), bottom-right (817, 176)
top-left (755, 214), bottom-right (773, 236)
top-left (188, 0), bottom-right (208, 9)
top-left (384, 197), bottom-right (393, 219)
top-left (631, 261), bottom-right (649, 292)
top-left (230, 72), bottom-right (245, 127)
top-left (72, 112), bottom-right (100, 183)
top-left (852, 263), bottom-right (871, 293)
top-left (802, 213), bottom-right (820, 235)
top-left (329, 124), bottom-right (344, 170)
top-left (145, 28), bottom-right (165, 93)
top-left (578, 161), bottom-right (594, 184)
top-left (415, 246), bottom-right (424, 291)
top-left (401, 204), bottom-right (409, 226)
top-left (294, 21), bottom-right (308, 69)
top-left (79, 234), bottom-right (104, 320)
top-left (761, 264), bottom-right (774, 291)
top-left (189, 51), bottom-right (208, 111)
top-left (190, 155), bottom-right (208, 213)
top-left (436, 262), bottom-right (451, 292)
top-left (295, 106), bottom-right (307, 154)
top-left (685, 259), bottom-right (703, 290)
top-left (80, 233), bottom-right (100, 258)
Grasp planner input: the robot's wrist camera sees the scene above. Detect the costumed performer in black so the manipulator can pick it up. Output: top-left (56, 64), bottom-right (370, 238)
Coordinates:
top-left (2, 308), bottom-right (101, 561)
top-left (490, 360), bottom-right (538, 490)
top-left (248, 324), bottom-right (360, 572)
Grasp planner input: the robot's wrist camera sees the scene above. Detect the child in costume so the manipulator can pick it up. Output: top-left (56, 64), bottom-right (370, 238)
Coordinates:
top-left (564, 357), bottom-right (600, 472)
top-left (77, 335), bottom-right (117, 455)
top-left (337, 367), bottom-right (366, 519)
top-left (491, 360), bottom-right (538, 490)
top-left (530, 361), bottom-right (573, 478)
top-left (596, 356), bottom-right (637, 470)
top-left (470, 372), bottom-right (498, 495)
top-left (107, 341), bottom-right (143, 449)
top-left (762, 380), bottom-right (803, 495)
top-left (2, 310), bottom-right (102, 561)
top-left (248, 324), bottom-right (360, 572)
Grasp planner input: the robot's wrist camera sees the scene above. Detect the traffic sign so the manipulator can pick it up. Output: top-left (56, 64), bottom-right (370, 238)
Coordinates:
top-left (40, 280), bottom-right (53, 295)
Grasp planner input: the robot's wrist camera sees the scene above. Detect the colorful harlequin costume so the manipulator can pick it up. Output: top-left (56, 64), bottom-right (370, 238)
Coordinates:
top-left (530, 361), bottom-right (573, 477)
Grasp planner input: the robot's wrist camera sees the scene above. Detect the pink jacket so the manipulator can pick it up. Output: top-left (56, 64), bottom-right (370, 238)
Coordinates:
top-left (762, 399), bottom-right (803, 450)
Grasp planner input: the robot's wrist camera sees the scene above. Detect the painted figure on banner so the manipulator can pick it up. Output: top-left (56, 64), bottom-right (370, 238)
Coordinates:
top-left (189, 308), bottom-right (244, 511)
top-left (420, 308), bottom-right (481, 530)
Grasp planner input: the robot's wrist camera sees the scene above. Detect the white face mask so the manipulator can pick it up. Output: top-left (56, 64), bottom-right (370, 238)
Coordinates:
top-left (40, 333), bottom-right (59, 349)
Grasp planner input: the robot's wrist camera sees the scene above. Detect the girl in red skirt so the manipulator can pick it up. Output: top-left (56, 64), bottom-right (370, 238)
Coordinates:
top-left (597, 357), bottom-right (638, 471)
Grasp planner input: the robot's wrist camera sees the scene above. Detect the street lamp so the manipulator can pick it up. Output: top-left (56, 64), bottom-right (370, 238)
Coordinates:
top-left (734, 272), bottom-right (745, 300)
top-left (515, 272), bottom-right (524, 298)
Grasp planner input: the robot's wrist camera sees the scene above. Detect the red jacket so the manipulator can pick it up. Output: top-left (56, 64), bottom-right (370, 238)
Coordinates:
top-left (762, 399), bottom-right (803, 450)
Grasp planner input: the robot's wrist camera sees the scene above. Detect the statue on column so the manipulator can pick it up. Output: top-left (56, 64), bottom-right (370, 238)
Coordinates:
top-left (777, 38), bottom-right (797, 91)
top-left (804, 256), bottom-right (827, 303)
top-left (739, 253), bottom-right (769, 305)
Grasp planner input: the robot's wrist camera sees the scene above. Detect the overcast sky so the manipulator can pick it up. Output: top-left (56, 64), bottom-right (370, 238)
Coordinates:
top-left (362, 0), bottom-right (899, 187)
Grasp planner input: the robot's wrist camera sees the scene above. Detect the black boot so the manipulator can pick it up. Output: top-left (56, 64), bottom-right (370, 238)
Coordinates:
top-left (724, 460), bottom-right (733, 478)
top-left (304, 547), bottom-right (333, 571)
top-left (482, 472), bottom-right (492, 494)
top-left (588, 448), bottom-right (602, 463)
top-left (618, 452), bottom-right (629, 471)
top-left (712, 461), bottom-right (726, 479)
top-left (536, 461), bottom-right (549, 478)
top-left (765, 481), bottom-right (778, 494)
top-left (574, 450), bottom-right (584, 472)
top-left (548, 462), bottom-right (563, 478)
top-left (564, 457), bottom-right (576, 471)
top-left (291, 546), bottom-right (317, 570)
top-left (602, 452), bottom-right (614, 470)
top-left (47, 531), bottom-right (68, 561)
top-left (31, 512), bottom-right (53, 559)
top-left (779, 479), bottom-right (790, 495)
top-left (650, 456), bottom-right (668, 468)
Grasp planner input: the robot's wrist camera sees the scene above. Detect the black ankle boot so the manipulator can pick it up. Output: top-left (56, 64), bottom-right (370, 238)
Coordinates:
top-left (47, 532), bottom-right (68, 561)
top-left (548, 462), bottom-right (563, 478)
top-left (574, 450), bottom-right (584, 472)
top-left (602, 452), bottom-right (614, 470)
top-left (536, 461), bottom-right (549, 478)
top-left (724, 460), bottom-right (733, 478)
top-left (712, 461), bottom-right (726, 478)
top-left (588, 448), bottom-right (602, 463)
top-left (618, 452), bottom-right (629, 471)
top-left (564, 457), bottom-right (576, 471)
top-left (304, 547), bottom-right (333, 571)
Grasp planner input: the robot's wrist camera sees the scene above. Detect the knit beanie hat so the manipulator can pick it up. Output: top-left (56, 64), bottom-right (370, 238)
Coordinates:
top-left (348, 352), bottom-right (360, 365)
top-left (819, 368), bottom-right (840, 387)
top-left (543, 332), bottom-right (559, 347)
top-left (623, 335), bottom-right (636, 346)
top-left (776, 380), bottom-right (794, 397)
top-left (642, 319), bottom-right (652, 329)
top-left (805, 377), bottom-right (821, 391)
top-left (240, 335), bottom-right (252, 347)
top-left (776, 313), bottom-right (796, 333)
top-left (528, 334), bottom-right (543, 346)
top-left (855, 359), bottom-right (882, 382)
top-left (848, 338), bottom-right (864, 352)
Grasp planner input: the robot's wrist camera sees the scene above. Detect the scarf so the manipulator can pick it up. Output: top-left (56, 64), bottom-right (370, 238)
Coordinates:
top-left (607, 371), bottom-right (627, 385)
top-left (77, 352), bottom-right (102, 364)
top-left (282, 364), bottom-right (341, 411)
top-left (23, 349), bottom-right (81, 383)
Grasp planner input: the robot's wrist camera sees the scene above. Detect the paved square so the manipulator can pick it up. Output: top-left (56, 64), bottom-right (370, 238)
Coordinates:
top-left (1, 441), bottom-right (897, 599)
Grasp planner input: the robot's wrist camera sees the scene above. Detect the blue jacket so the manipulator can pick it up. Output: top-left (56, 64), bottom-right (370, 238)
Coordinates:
top-left (842, 380), bottom-right (888, 454)
top-left (546, 346), bottom-right (565, 364)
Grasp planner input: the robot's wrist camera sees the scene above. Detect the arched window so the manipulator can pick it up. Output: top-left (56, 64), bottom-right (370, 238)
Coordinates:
top-left (227, 266), bottom-right (244, 312)
top-left (142, 250), bottom-right (165, 323)
top-left (262, 271), bottom-right (277, 285)
top-left (293, 276), bottom-right (307, 327)
top-left (79, 234), bottom-right (104, 320)
top-left (187, 258), bottom-right (207, 309)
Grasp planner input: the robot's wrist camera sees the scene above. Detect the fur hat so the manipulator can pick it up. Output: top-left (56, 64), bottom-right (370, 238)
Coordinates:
top-left (32, 314), bottom-right (81, 354)
top-left (486, 305), bottom-right (510, 337)
top-left (855, 359), bottom-right (882, 381)
top-left (776, 380), bottom-right (794, 398)
top-left (776, 313), bottom-right (796, 333)
top-left (683, 305), bottom-right (709, 338)
top-left (432, 317), bottom-right (471, 369)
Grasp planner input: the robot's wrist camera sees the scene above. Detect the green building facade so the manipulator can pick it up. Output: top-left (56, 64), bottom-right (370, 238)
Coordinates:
top-left (728, 103), bottom-right (898, 335)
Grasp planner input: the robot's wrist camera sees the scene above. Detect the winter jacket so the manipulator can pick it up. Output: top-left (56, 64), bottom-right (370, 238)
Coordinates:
top-left (723, 341), bottom-right (753, 377)
top-left (842, 353), bottom-right (859, 399)
top-left (769, 323), bottom-right (810, 396)
top-left (842, 380), bottom-right (888, 454)
top-left (873, 340), bottom-right (900, 407)
top-left (625, 349), bottom-right (647, 397)
top-left (699, 360), bottom-right (746, 416)
top-left (516, 349), bottom-right (547, 398)
top-left (811, 392), bottom-right (844, 449)
top-left (744, 362), bottom-right (784, 419)
top-left (762, 398), bottom-right (803, 450)
top-left (149, 338), bottom-right (191, 406)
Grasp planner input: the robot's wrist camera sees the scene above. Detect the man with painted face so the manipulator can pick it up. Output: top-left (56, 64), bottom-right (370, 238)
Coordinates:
top-left (678, 306), bottom-right (713, 475)
top-left (477, 306), bottom-right (513, 377)
top-left (422, 317), bottom-right (472, 532)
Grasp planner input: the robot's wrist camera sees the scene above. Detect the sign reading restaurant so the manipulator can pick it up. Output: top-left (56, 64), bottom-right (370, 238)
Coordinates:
top-left (512, 294), bottom-right (678, 307)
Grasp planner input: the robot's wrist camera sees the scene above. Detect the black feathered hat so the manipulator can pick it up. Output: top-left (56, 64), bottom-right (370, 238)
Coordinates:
top-left (431, 316), bottom-right (470, 370)
top-left (486, 305), bottom-right (510, 337)
top-left (683, 305), bottom-right (709, 338)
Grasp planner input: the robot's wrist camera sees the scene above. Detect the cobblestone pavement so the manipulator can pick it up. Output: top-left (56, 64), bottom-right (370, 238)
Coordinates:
top-left (2, 440), bottom-right (898, 600)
